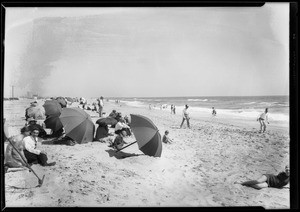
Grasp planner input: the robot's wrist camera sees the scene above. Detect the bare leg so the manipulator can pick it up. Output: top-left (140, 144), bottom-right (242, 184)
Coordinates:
top-left (180, 118), bottom-right (185, 128)
top-left (262, 121), bottom-right (266, 132)
top-left (241, 175), bottom-right (268, 189)
top-left (259, 120), bottom-right (263, 132)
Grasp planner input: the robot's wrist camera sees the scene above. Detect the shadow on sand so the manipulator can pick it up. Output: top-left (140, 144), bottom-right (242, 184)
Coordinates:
top-left (105, 149), bottom-right (143, 159)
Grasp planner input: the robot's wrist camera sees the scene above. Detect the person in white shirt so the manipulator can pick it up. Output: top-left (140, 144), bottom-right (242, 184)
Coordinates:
top-left (23, 127), bottom-right (56, 166)
top-left (257, 108), bottom-right (270, 133)
top-left (115, 117), bottom-right (131, 136)
top-left (97, 96), bottom-right (104, 117)
top-left (180, 104), bottom-right (190, 129)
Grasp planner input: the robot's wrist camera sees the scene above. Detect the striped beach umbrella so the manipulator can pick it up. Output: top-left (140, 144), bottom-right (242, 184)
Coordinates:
top-left (129, 114), bottom-right (162, 157)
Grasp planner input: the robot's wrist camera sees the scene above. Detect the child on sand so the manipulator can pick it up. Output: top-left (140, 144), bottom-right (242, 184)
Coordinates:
top-left (235, 165), bottom-right (290, 189)
top-left (108, 131), bottom-right (128, 150)
top-left (257, 108), bottom-right (269, 133)
top-left (162, 130), bottom-right (173, 144)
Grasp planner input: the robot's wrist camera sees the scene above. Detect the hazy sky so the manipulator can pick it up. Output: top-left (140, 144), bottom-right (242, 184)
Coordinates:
top-left (4, 4), bottom-right (289, 98)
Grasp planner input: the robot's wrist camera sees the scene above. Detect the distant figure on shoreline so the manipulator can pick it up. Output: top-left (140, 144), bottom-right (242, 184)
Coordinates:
top-left (257, 108), bottom-right (269, 133)
top-left (212, 107), bottom-right (217, 116)
top-left (180, 104), bottom-right (190, 129)
top-left (162, 130), bottom-right (173, 144)
top-left (235, 165), bottom-right (290, 190)
top-left (170, 105), bottom-right (176, 114)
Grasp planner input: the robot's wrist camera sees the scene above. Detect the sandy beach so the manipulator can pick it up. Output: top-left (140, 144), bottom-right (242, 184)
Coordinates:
top-left (3, 98), bottom-right (290, 208)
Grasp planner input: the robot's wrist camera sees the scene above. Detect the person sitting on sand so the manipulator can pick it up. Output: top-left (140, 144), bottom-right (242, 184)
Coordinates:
top-left (162, 130), bottom-right (173, 144)
top-left (108, 131), bottom-right (128, 150)
top-left (115, 117), bottom-right (132, 136)
top-left (180, 104), bottom-right (190, 129)
top-left (94, 122), bottom-right (110, 142)
top-left (109, 109), bottom-right (118, 119)
top-left (4, 126), bottom-right (31, 173)
top-left (235, 165), bottom-right (290, 189)
top-left (23, 127), bottom-right (56, 167)
top-left (257, 108), bottom-right (269, 133)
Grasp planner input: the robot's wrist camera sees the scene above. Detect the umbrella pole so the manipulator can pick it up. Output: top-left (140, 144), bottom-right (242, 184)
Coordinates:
top-left (116, 141), bottom-right (137, 152)
top-left (6, 138), bottom-right (45, 187)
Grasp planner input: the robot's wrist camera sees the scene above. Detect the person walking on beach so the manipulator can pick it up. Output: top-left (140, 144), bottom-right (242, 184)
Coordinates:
top-left (212, 107), bottom-right (217, 116)
top-left (97, 96), bottom-right (104, 117)
top-left (23, 127), bottom-right (56, 167)
top-left (173, 105), bottom-right (176, 114)
top-left (257, 108), bottom-right (269, 133)
top-left (235, 165), bottom-right (290, 190)
top-left (180, 104), bottom-right (190, 129)
top-left (171, 105), bottom-right (174, 114)
top-left (4, 126), bottom-right (31, 172)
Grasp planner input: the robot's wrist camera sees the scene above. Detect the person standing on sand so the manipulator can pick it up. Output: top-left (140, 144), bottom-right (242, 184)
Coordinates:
top-left (257, 108), bottom-right (269, 133)
top-left (180, 104), bottom-right (190, 129)
top-left (23, 127), bottom-right (56, 167)
top-left (97, 96), bottom-right (104, 117)
top-left (235, 165), bottom-right (290, 190)
top-left (4, 126), bottom-right (31, 172)
top-left (212, 107), bottom-right (217, 116)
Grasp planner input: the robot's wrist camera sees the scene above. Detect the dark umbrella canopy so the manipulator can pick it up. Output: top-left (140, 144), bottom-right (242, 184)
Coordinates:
top-left (130, 114), bottom-right (162, 157)
top-left (43, 100), bottom-right (62, 116)
top-left (96, 117), bottom-right (117, 126)
top-left (59, 107), bottom-right (95, 144)
top-left (56, 97), bottom-right (67, 108)
top-left (44, 115), bottom-right (63, 133)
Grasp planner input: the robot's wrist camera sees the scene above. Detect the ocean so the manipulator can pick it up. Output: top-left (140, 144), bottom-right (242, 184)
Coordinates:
top-left (116, 96), bottom-right (289, 122)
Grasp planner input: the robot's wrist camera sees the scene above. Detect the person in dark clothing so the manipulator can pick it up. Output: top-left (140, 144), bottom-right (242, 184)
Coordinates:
top-left (95, 122), bottom-right (110, 141)
top-left (26, 117), bottom-right (47, 138)
top-left (235, 165), bottom-right (290, 189)
top-left (23, 127), bottom-right (56, 166)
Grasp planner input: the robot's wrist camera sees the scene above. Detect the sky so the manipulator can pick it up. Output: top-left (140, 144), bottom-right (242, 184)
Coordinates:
top-left (4, 4), bottom-right (290, 98)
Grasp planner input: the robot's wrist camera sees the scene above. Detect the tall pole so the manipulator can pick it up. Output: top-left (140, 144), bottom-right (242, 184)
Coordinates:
top-left (11, 85), bottom-right (14, 98)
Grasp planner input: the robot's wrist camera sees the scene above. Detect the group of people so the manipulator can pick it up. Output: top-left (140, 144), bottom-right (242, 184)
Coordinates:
top-left (4, 124), bottom-right (56, 173)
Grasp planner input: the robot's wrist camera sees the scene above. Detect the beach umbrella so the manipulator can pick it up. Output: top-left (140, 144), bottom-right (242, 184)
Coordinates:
top-left (44, 115), bottom-right (63, 133)
top-left (56, 97), bottom-right (67, 108)
top-left (96, 117), bottom-right (117, 126)
top-left (117, 114), bottom-right (162, 157)
top-left (43, 100), bottom-right (62, 116)
top-left (59, 107), bottom-right (95, 144)
top-left (25, 106), bottom-right (46, 120)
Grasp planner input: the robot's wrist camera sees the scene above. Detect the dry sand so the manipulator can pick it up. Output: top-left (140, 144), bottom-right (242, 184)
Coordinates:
top-left (3, 98), bottom-right (290, 208)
